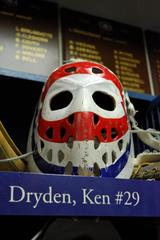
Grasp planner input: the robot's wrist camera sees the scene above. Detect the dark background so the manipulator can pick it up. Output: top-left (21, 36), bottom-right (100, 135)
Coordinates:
top-left (0, 0), bottom-right (160, 239)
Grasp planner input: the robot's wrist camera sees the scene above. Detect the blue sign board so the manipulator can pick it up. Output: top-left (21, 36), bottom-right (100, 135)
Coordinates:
top-left (0, 172), bottom-right (159, 217)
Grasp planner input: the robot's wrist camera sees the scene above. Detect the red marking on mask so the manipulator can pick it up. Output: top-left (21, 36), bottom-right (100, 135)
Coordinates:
top-left (37, 112), bottom-right (128, 143)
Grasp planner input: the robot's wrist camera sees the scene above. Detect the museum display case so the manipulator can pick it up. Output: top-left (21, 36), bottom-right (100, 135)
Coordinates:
top-left (0, 0), bottom-right (160, 239)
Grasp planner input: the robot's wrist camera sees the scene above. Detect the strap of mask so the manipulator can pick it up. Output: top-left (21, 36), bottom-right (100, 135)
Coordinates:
top-left (125, 91), bottom-right (160, 151)
top-left (0, 150), bottom-right (35, 163)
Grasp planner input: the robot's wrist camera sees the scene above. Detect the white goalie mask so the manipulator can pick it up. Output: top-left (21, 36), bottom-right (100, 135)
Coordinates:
top-left (27, 61), bottom-right (134, 178)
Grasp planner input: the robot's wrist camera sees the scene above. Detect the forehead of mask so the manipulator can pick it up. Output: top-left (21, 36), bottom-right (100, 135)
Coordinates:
top-left (41, 74), bottom-right (125, 121)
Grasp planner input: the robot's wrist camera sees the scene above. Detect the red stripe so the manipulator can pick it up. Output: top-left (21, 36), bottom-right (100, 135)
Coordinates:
top-left (37, 112), bottom-right (128, 143)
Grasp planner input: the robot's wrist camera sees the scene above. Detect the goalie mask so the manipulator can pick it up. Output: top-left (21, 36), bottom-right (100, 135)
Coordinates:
top-left (27, 61), bottom-right (133, 178)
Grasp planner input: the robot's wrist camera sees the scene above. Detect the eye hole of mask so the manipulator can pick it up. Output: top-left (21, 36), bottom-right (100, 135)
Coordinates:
top-left (50, 91), bottom-right (73, 110)
top-left (92, 91), bottom-right (115, 111)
